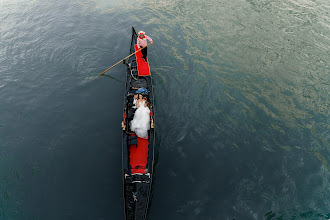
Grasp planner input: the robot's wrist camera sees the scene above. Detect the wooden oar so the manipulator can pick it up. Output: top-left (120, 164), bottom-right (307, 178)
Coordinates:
top-left (99, 42), bottom-right (153, 76)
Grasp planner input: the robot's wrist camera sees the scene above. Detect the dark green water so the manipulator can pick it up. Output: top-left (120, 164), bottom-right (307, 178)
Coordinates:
top-left (0, 0), bottom-right (329, 219)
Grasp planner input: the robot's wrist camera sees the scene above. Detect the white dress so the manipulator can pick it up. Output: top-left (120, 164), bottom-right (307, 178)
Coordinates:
top-left (130, 100), bottom-right (150, 139)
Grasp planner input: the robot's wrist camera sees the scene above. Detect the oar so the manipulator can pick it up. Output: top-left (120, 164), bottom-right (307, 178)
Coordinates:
top-left (99, 42), bottom-right (153, 76)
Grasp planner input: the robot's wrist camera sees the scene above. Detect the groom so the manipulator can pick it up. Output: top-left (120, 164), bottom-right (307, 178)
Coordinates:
top-left (128, 93), bottom-right (138, 120)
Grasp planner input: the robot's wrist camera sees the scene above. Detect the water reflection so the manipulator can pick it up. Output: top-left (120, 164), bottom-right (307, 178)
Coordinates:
top-left (139, 0), bottom-right (329, 219)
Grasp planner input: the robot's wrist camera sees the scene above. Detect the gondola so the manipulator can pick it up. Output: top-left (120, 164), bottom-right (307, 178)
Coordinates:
top-left (121, 27), bottom-right (155, 220)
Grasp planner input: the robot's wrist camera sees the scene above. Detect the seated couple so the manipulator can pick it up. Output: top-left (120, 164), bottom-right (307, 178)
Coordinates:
top-left (128, 93), bottom-right (150, 139)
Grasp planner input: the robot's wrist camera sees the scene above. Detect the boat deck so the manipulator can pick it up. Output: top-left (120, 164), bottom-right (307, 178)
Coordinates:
top-left (129, 134), bottom-right (149, 174)
top-left (134, 45), bottom-right (151, 76)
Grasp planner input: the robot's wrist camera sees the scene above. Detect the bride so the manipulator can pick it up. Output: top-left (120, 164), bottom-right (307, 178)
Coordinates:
top-left (130, 94), bottom-right (150, 139)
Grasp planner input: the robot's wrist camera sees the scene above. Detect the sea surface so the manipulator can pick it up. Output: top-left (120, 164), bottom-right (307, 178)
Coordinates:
top-left (0, 0), bottom-right (329, 219)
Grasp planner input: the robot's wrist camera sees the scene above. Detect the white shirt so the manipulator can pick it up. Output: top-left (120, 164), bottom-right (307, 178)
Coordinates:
top-left (132, 98), bottom-right (137, 108)
top-left (137, 35), bottom-right (153, 49)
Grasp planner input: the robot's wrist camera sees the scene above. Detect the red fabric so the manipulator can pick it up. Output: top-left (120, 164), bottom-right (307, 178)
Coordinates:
top-left (134, 44), bottom-right (151, 76)
top-left (129, 137), bottom-right (149, 174)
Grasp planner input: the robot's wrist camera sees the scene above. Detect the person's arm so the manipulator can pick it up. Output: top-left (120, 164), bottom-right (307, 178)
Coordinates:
top-left (145, 35), bottom-right (153, 43)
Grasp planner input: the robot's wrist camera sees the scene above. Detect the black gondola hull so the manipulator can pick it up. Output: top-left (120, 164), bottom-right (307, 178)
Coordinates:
top-left (121, 27), bottom-right (155, 220)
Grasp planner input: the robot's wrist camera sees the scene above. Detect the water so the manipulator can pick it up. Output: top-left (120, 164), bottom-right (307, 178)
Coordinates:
top-left (0, 0), bottom-right (329, 219)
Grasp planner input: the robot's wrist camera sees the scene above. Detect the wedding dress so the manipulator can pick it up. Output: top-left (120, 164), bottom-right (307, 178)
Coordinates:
top-left (130, 100), bottom-right (150, 139)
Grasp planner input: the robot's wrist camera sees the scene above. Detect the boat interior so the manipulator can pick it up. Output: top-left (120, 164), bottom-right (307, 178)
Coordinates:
top-left (123, 60), bottom-right (154, 175)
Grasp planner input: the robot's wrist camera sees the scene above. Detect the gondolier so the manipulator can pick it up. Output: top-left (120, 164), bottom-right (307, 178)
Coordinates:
top-left (137, 31), bottom-right (153, 62)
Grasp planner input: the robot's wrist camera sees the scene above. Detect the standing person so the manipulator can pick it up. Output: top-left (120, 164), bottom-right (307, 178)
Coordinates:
top-left (137, 31), bottom-right (153, 63)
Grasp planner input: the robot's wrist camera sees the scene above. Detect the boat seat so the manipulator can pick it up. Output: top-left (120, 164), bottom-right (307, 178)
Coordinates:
top-left (128, 138), bottom-right (137, 146)
top-left (130, 76), bottom-right (148, 89)
top-left (128, 134), bottom-right (137, 146)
